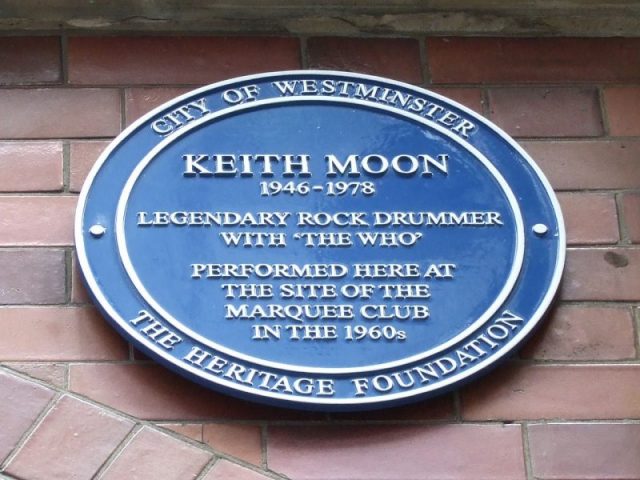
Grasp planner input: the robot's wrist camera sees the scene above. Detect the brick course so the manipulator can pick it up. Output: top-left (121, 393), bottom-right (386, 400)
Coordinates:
top-left (0, 195), bottom-right (76, 245)
top-left (307, 37), bottom-right (423, 84)
top-left (0, 37), bottom-right (61, 85)
top-left (0, 88), bottom-right (121, 138)
top-left (268, 425), bottom-right (526, 479)
top-left (99, 427), bottom-right (212, 480)
top-left (0, 249), bottom-right (66, 304)
top-left (521, 140), bottom-right (640, 190)
top-left (430, 87), bottom-right (485, 114)
top-left (0, 370), bottom-right (55, 462)
top-left (203, 460), bottom-right (274, 480)
top-left (5, 396), bottom-right (134, 480)
top-left (604, 86), bottom-right (640, 136)
top-left (557, 192), bottom-right (619, 244)
top-left (461, 364), bottom-right (640, 420)
top-left (529, 423), bottom-right (640, 479)
top-left (69, 141), bottom-right (111, 193)
top-left (68, 36), bottom-right (301, 85)
top-left (0, 307), bottom-right (128, 361)
top-left (561, 248), bottom-right (640, 301)
top-left (622, 192), bottom-right (640, 242)
top-left (488, 87), bottom-right (604, 137)
top-left (6, 362), bottom-right (67, 388)
top-left (124, 87), bottom-right (192, 125)
top-left (0, 142), bottom-right (63, 192)
top-left (71, 253), bottom-right (91, 304)
top-left (521, 305), bottom-right (636, 360)
top-left (427, 38), bottom-right (640, 84)
top-left (202, 423), bottom-right (263, 466)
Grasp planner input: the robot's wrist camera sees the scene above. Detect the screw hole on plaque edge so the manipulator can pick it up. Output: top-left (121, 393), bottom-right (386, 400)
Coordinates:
top-left (532, 224), bottom-right (548, 236)
top-left (89, 224), bottom-right (106, 238)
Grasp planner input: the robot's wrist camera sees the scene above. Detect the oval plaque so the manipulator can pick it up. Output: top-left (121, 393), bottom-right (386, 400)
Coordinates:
top-left (76, 71), bottom-right (565, 410)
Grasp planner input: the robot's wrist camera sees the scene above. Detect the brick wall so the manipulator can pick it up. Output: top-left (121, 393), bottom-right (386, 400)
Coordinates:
top-left (0, 35), bottom-right (639, 480)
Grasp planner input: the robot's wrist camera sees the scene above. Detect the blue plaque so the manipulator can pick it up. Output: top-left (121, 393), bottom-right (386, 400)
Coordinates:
top-left (76, 71), bottom-right (565, 411)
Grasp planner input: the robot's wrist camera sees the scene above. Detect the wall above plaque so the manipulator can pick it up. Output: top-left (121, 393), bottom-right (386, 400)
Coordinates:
top-left (75, 71), bottom-right (565, 411)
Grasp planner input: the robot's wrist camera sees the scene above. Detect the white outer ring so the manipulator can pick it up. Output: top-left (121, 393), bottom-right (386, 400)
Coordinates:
top-left (75, 70), bottom-right (565, 407)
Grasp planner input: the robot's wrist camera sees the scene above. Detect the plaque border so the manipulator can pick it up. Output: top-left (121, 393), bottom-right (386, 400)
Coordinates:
top-left (75, 70), bottom-right (566, 409)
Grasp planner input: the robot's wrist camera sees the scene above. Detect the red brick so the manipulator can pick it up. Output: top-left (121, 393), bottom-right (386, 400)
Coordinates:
top-left (0, 195), bottom-right (76, 245)
top-left (328, 394), bottom-right (454, 421)
top-left (5, 395), bottom-right (134, 480)
top-left (529, 423), bottom-right (640, 479)
top-left (489, 87), bottom-right (603, 138)
top-left (203, 460), bottom-right (272, 480)
top-left (268, 424), bottom-right (525, 480)
top-left (5, 363), bottom-right (67, 388)
top-left (604, 86), bottom-right (640, 136)
top-left (308, 37), bottom-right (422, 84)
top-left (428, 37), bottom-right (640, 84)
top-left (0, 306), bottom-right (128, 361)
top-left (521, 305), bottom-right (636, 360)
top-left (68, 36), bottom-right (300, 85)
top-left (72, 253), bottom-right (91, 303)
top-left (125, 87), bottom-right (192, 125)
top-left (69, 363), bottom-right (322, 421)
top-left (157, 423), bottom-right (203, 442)
top-left (0, 37), bottom-right (61, 85)
top-left (0, 249), bottom-right (66, 304)
top-left (462, 363), bottom-right (640, 420)
top-left (560, 248), bottom-right (640, 301)
top-left (430, 87), bottom-right (484, 114)
top-left (100, 427), bottom-right (212, 480)
top-left (521, 140), bottom-right (640, 190)
top-left (69, 140), bottom-right (111, 193)
top-left (0, 89), bottom-right (121, 139)
top-left (622, 193), bottom-right (640, 243)
top-left (132, 346), bottom-right (152, 361)
top-left (0, 142), bottom-right (63, 192)
top-left (557, 192), bottom-right (619, 245)
top-left (203, 423), bottom-right (262, 466)
top-left (0, 370), bottom-right (55, 462)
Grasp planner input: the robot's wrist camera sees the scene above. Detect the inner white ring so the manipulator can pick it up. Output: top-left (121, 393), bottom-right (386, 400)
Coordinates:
top-left (115, 96), bottom-right (526, 375)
